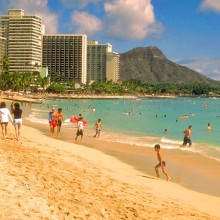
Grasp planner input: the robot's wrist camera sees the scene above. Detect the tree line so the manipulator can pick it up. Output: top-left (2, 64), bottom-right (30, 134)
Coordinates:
top-left (1, 56), bottom-right (220, 96)
top-left (1, 71), bottom-right (220, 96)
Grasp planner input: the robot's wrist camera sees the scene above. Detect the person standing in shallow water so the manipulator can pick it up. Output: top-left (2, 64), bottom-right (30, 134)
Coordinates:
top-left (181, 125), bottom-right (192, 147)
top-left (48, 107), bottom-right (58, 137)
top-left (154, 144), bottom-right (170, 181)
top-left (56, 108), bottom-right (64, 137)
top-left (75, 117), bottom-right (84, 143)
top-left (207, 123), bottom-right (211, 131)
top-left (11, 102), bottom-right (22, 141)
top-left (94, 119), bottom-right (102, 138)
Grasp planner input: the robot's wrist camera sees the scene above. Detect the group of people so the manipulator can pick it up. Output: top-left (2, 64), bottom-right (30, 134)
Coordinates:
top-left (0, 101), bottom-right (22, 140)
top-left (48, 107), bottom-right (64, 137)
top-left (154, 124), bottom-right (192, 181)
top-left (48, 107), bottom-right (102, 142)
top-left (155, 124), bottom-right (193, 181)
top-left (155, 122), bottom-right (212, 181)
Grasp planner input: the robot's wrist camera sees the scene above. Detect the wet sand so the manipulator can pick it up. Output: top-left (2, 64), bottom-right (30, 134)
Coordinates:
top-left (27, 118), bottom-right (220, 197)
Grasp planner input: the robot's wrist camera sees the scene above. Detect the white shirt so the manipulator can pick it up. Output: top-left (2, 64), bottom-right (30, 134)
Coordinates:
top-left (0, 108), bottom-right (13, 123)
top-left (78, 120), bottom-right (84, 130)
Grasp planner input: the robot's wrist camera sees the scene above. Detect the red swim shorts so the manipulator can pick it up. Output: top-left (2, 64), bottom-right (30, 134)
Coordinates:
top-left (49, 120), bottom-right (57, 127)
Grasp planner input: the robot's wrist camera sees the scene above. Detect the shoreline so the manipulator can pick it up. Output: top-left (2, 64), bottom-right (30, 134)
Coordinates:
top-left (2, 93), bottom-right (220, 103)
top-left (23, 116), bottom-right (220, 197)
top-left (1, 98), bottom-right (220, 218)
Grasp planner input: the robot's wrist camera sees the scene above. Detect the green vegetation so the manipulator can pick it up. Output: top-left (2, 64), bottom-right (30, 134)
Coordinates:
top-left (1, 70), bottom-right (220, 96)
top-left (81, 80), bottom-right (220, 96)
top-left (0, 72), bottom-right (50, 92)
top-left (47, 83), bottom-right (66, 93)
top-left (119, 46), bottom-right (219, 85)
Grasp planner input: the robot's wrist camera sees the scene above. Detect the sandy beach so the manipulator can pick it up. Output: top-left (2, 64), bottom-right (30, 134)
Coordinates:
top-left (0, 98), bottom-right (220, 219)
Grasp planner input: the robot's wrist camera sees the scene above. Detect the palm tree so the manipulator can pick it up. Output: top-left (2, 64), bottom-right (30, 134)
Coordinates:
top-left (41, 76), bottom-right (50, 91)
top-left (21, 72), bottom-right (32, 91)
top-left (2, 56), bottom-right (8, 73)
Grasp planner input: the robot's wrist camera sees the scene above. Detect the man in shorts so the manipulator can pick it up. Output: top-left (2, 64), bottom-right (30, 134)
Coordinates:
top-left (49, 108), bottom-right (58, 137)
top-left (93, 118), bottom-right (102, 138)
top-left (181, 125), bottom-right (192, 147)
top-left (57, 108), bottom-right (64, 137)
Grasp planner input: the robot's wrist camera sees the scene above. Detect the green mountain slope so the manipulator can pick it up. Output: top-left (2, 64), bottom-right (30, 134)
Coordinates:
top-left (119, 46), bottom-right (216, 84)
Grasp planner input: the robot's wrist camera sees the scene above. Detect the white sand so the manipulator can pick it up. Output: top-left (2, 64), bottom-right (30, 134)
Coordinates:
top-left (0, 123), bottom-right (219, 219)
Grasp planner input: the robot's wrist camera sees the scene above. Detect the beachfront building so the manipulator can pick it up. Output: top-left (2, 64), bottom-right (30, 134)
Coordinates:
top-left (42, 34), bottom-right (87, 84)
top-left (0, 9), bottom-right (42, 73)
top-left (87, 41), bottom-right (119, 83)
top-left (106, 52), bottom-right (120, 82)
top-left (0, 36), bottom-right (6, 73)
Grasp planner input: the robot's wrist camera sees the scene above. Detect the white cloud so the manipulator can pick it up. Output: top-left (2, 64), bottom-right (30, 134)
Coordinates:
top-left (60, 0), bottom-right (99, 9)
top-left (200, 0), bottom-right (220, 12)
top-left (0, 0), bottom-right (58, 34)
top-left (71, 12), bottom-right (102, 36)
top-left (176, 58), bottom-right (220, 80)
top-left (103, 0), bottom-right (164, 40)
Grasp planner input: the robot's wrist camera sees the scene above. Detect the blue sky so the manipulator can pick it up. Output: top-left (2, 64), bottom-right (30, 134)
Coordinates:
top-left (0, 0), bottom-right (220, 79)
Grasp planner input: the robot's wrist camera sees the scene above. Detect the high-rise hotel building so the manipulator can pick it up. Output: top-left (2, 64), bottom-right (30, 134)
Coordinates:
top-left (106, 52), bottom-right (120, 82)
top-left (42, 34), bottom-right (87, 84)
top-left (0, 9), bottom-right (42, 73)
top-left (0, 36), bottom-right (6, 73)
top-left (87, 41), bottom-right (119, 82)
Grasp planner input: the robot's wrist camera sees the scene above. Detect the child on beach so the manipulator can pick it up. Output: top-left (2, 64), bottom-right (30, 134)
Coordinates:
top-left (94, 119), bottom-right (102, 138)
top-left (154, 144), bottom-right (170, 181)
top-left (75, 117), bottom-right (84, 142)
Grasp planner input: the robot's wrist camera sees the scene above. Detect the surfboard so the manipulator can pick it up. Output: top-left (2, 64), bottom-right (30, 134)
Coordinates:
top-left (70, 115), bottom-right (87, 126)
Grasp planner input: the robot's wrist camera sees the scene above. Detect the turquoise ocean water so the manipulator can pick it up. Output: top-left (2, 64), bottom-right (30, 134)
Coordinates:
top-left (26, 97), bottom-right (220, 163)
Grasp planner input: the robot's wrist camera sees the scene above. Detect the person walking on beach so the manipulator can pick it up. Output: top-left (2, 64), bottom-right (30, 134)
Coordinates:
top-left (48, 107), bottom-right (58, 137)
top-left (11, 102), bottom-right (22, 141)
top-left (75, 117), bottom-right (84, 142)
top-left (154, 144), bottom-right (170, 181)
top-left (57, 108), bottom-right (64, 137)
top-left (94, 118), bottom-right (102, 138)
top-left (0, 102), bottom-right (13, 140)
top-left (181, 125), bottom-right (192, 147)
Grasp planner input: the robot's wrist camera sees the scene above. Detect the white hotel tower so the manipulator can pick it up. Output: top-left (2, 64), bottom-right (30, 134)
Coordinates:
top-left (87, 41), bottom-right (119, 82)
top-left (0, 9), bottom-right (42, 73)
